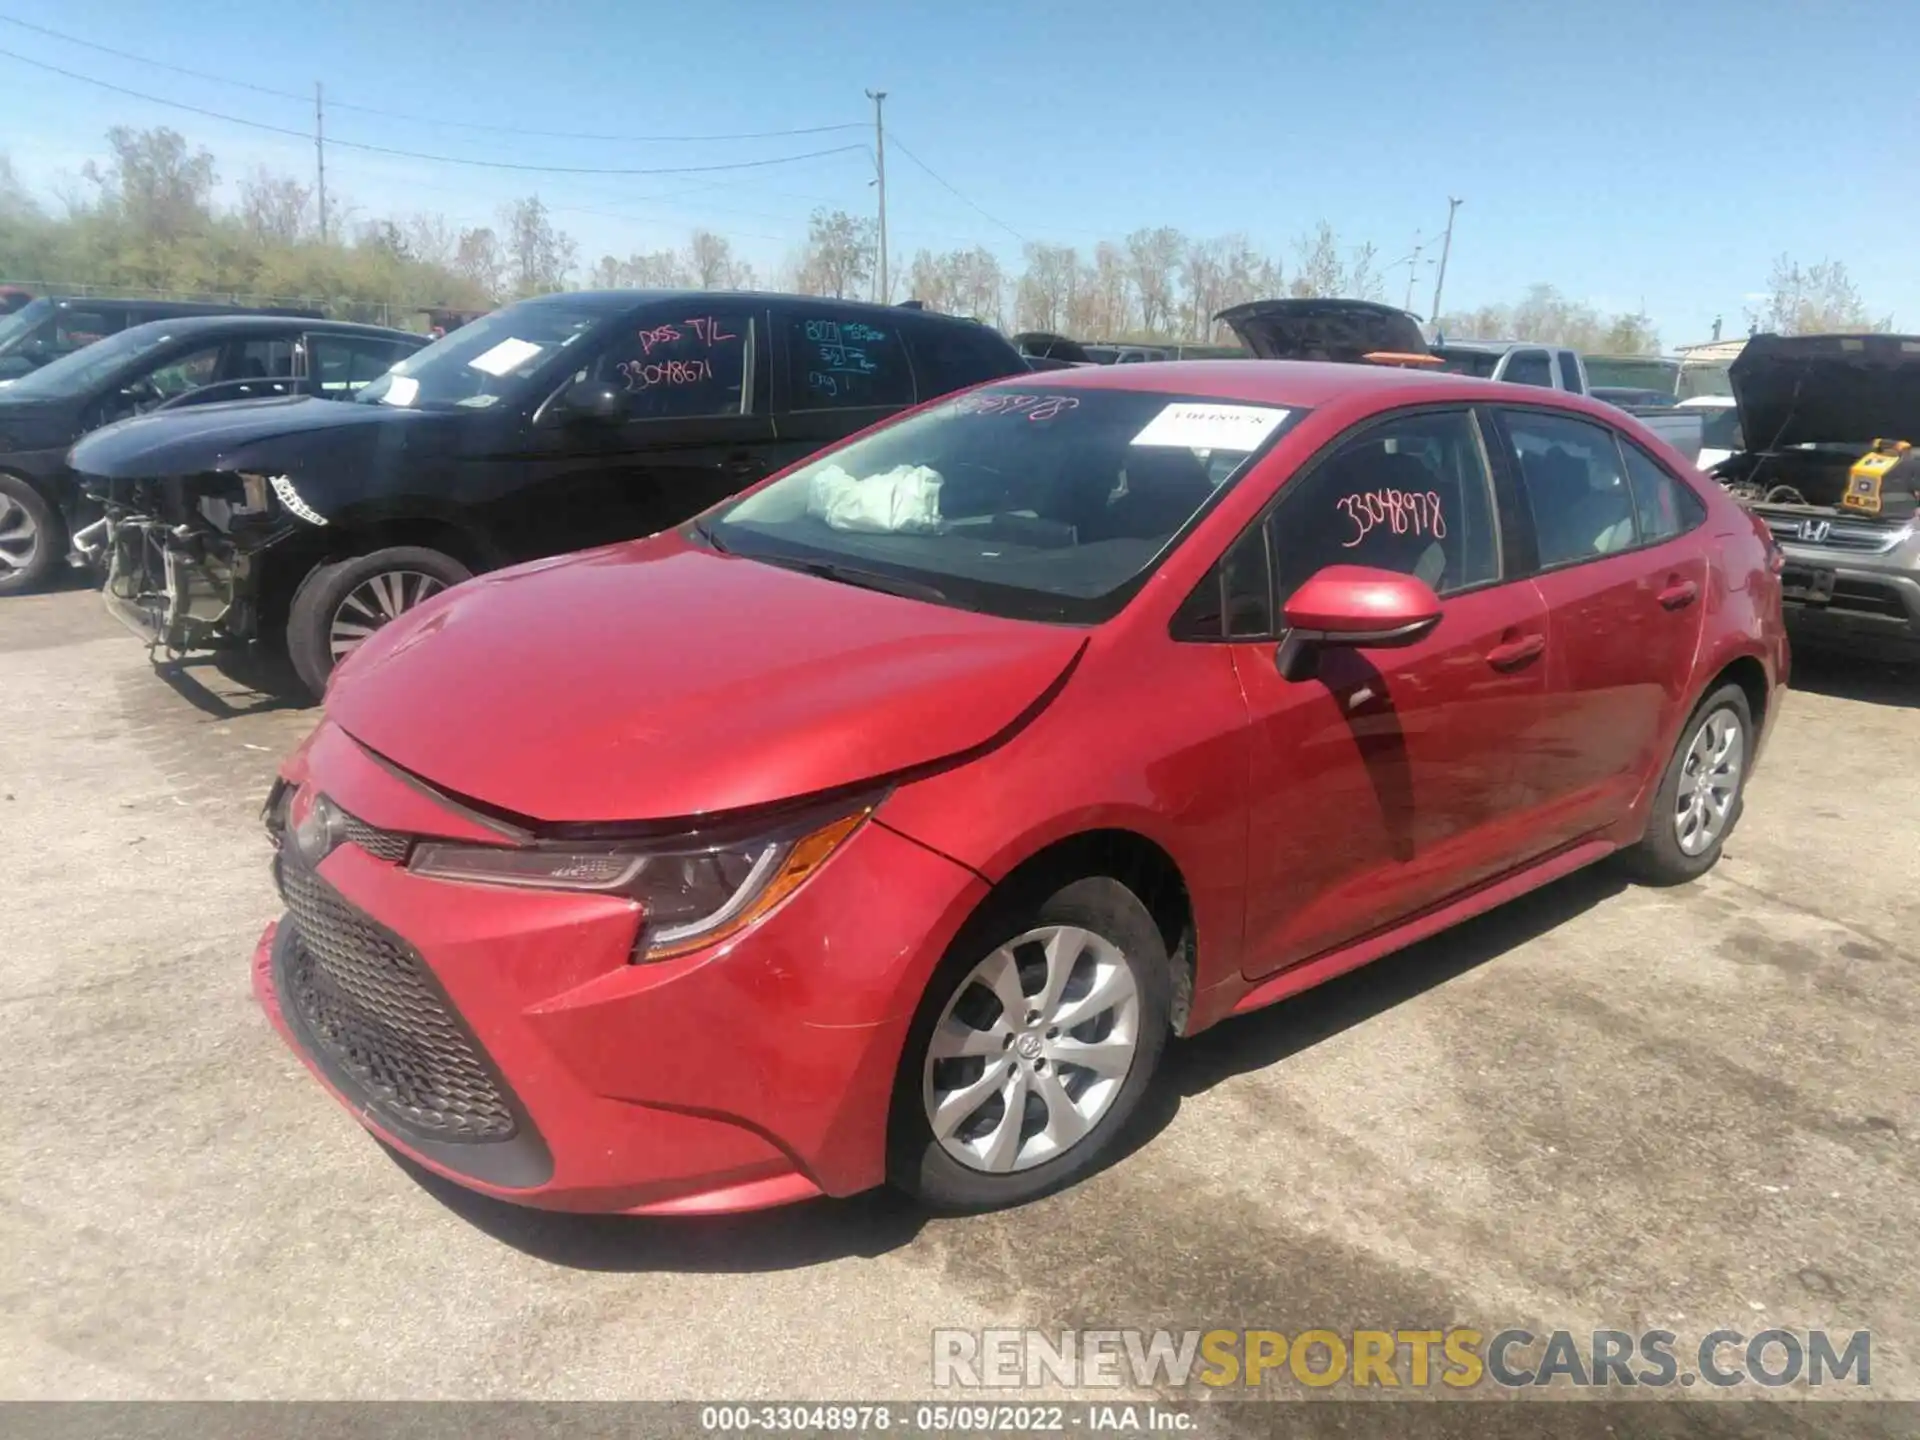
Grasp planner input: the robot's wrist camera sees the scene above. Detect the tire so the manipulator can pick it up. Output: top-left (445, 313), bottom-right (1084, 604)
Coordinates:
top-left (285, 546), bottom-right (472, 700)
top-left (888, 875), bottom-right (1171, 1212)
top-left (0, 473), bottom-right (64, 597)
top-left (1618, 683), bottom-right (1753, 886)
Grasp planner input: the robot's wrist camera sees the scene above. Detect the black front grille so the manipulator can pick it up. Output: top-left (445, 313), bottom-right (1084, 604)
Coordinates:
top-left (342, 815), bottom-right (411, 862)
top-left (277, 860), bottom-right (517, 1142)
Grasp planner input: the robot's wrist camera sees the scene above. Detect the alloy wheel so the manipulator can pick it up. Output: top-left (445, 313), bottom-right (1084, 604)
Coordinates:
top-left (328, 570), bottom-right (448, 663)
top-left (0, 492), bottom-right (38, 576)
top-left (922, 924), bottom-right (1142, 1174)
top-left (1674, 707), bottom-right (1745, 857)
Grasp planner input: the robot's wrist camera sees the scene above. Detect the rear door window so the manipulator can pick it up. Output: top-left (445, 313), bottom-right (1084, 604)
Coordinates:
top-left (308, 335), bottom-right (410, 397)
top-left (784, 311), bottom-right (915, 410)
top-left (1556, 351), bottom-right (1583, 392)
top-left (55, 309), bottom-right (116, 352)
top-left (907, 323), bottom-right (1017, 397)
top-left (1620, 439), bottom-right (1707, 542)
top-left (1502, 350), bottom-right (1553, 388)
top-left (1502, 410), bottom-right (1639, 566)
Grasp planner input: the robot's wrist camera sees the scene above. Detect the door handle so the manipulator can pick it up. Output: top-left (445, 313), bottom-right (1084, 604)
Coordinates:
top-left (1658, 578), bottom-right (1700, 610)
top-left (1485, 634), bottom-right (1546, 671)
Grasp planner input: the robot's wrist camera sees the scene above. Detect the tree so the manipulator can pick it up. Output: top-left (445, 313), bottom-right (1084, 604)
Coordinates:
top-left (1015, 242), bottom-right (1079, 334)
top-left (0, 152), bottom-right (40, 221)
top-left (237, 168), bottom-right (312, 245)
top-left (453, 226), bottom-right (507, 299)
top-left (905, 246), bottom-right (1004, 324)
top-left (404, 213), bottom-right (457, 270)
top-left (1125, 226), bottom-right (1184, 337)
top-left (83, 126), bottom-right (215, 240)
top-left (500, 195), bottom-right (576, 298)
top-left (795, 209), bottom-right (876, 299)
top-left (1749, 255), bottom-right (1887, 335)
top-left (686, 228), bottom-right (753, 289)
top-left (1438, 283), bottom-right (1660, 354)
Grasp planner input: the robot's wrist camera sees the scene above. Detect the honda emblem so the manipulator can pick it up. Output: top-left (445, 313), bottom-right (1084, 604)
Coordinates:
top-left (1797, 519), bottom-right (1833, 543)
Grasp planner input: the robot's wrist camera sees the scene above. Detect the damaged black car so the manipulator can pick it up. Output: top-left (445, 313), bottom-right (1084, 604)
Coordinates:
top-left (73, 289), bottom-right (1025, 697)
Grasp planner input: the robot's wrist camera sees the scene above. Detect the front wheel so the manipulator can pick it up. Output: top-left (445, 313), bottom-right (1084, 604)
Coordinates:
top-left (286, 546), bottom-right (472, 699)
top-left (0, 473), bottom-right (64, 597)
top-left (889, 876), bottom-right (1170, 1211)
top-left (1619, 683), bottom-right (1753, 885)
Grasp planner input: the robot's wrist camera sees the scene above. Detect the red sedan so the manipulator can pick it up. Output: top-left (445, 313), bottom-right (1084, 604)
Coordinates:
top-left (256, 360), bottom-right (1787, 1215)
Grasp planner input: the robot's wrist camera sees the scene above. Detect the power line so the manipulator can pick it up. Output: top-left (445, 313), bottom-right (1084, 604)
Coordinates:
top-left (0, 12), bottom-right (863, 143)
top-left (0, 45), bottom-right (870, 176)
top-left (887, 133), bottom-right (1028, 245)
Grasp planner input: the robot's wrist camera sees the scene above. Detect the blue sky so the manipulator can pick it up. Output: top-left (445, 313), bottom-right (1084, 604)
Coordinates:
top-left (0, 0), bottom-right (1912, 348)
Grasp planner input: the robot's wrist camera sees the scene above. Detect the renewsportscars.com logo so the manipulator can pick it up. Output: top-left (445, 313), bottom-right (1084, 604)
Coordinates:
top-left (932, 1327), bottom-right (1872, 1391)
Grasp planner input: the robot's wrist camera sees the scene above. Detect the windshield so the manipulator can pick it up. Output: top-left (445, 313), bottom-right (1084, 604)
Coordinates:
top-left (712, 387), bottom-right (1303, 623)
top-left (1698, 407), bottom-right (1744, 451)
top-left (1429, 347), bottom-right (1501, 378)
top-left (1585, 356), bottom-right (1678, 392)
top-left (357, 300), bottom-right (606, 410)
top-left (1676, 362), bottom-right (1733, 400)
top-left (1, 323), bottom-right (176, 398)
top-left (0, 297), bottom-right (52, 355)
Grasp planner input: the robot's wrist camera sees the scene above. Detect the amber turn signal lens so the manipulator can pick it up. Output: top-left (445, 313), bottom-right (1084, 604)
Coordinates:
top-left (640, 808), bottom-right (870, 960)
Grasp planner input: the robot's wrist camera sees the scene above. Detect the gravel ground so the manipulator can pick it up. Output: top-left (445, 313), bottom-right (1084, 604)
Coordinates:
top-left (2, 583), bottom-right (1916, 1414)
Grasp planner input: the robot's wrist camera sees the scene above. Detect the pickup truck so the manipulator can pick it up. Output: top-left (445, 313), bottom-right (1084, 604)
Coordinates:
top-left (1428, 338), bottom-right (1590, 394)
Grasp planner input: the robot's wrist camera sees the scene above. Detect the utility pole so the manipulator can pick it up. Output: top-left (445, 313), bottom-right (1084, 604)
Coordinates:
top-left (315, 81), bottom-right (328, 245)
top-left (1427, 196), bottom-right (1462, 330)
top-left (1402, 233), bottom-right (1425, 313)
top-left (865, 88), bottom-right (888, 303)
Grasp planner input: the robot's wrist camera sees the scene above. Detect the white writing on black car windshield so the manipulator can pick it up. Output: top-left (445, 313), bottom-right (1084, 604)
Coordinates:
top-left (805, 319), bottom-right (891, 400)
top-left (1338, 488), bottom-right (1447, 547)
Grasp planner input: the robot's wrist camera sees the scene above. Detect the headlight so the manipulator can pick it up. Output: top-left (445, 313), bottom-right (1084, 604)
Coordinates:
top-left (407, 806), bottom-right (870, 960)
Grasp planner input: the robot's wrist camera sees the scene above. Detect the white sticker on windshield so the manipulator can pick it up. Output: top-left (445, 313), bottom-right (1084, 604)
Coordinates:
top-left (381, 374), bottom-right (420, 407)
top-left (1131, 403), bottom-right (1289, 451)
top-left (466, 337), bottom-right (544, 377)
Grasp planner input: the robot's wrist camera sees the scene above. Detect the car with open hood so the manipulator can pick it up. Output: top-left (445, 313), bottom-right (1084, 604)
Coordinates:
top-left (0, 315), bottom-right (422, 596)
top-left (1710, 331), bottom-right (1920, 661)
top-left (74, 290), bottom-right (1025, 696)
top-left (253, 358), bottom-right (1784, 1217)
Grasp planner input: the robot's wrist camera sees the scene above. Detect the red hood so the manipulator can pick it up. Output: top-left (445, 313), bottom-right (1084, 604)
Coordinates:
top-left (325, 535), bottom-right (1085, 825)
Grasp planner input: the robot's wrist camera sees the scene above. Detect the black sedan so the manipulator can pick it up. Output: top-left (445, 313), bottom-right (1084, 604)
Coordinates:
top-left (0, 315), bottom-right (424, 594)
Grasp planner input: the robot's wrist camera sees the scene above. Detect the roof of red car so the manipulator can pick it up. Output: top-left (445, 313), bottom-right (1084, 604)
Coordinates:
top-left (1009, 358), bottom-right (1623, 422)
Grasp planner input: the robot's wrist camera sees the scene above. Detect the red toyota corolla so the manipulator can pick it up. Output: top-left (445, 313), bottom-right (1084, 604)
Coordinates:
top-left (255, 361), bottom-right (1787, 1215)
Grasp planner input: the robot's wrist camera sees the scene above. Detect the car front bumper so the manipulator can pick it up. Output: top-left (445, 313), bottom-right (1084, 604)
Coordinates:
top-left (1777, 550), bottom-right (1920, 661)
top-left (253, 721), bottom-right (988, 1214)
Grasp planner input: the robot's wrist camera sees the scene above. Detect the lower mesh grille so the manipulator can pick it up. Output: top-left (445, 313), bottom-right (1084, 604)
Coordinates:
top-left (343, 815), bottom-right (411, 862)
top-left (278, 860), bottom-right (516, 1142)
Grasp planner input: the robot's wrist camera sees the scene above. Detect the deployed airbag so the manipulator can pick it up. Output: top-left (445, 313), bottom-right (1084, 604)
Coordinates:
top-left (807, 463), bottom-right (945, 533)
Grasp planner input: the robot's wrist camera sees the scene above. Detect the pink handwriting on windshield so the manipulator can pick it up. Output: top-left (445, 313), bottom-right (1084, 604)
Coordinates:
top-left (1338, 489), bottom-right (1447, 548)
top-left (685, 315), bottom-right (738, 345)
top-left (636, 317), bottom-right (738, 355)
top-left (620, 358), bottom-right (713, 392)
top-left (962, 393), bottom-right (1080, 421)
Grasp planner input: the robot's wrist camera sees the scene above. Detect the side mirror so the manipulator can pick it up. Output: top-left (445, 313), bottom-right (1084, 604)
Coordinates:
top-left (1275, 565), bottom-right (1442, 680)
top-left (559, 380), bottom-right (624, 423)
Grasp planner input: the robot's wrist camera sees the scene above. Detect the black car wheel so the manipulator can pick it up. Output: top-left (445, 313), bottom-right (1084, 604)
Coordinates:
top-left (0, 473), bottom-right (63, 597)
top-left (286, 546), bottom-right (472, 699)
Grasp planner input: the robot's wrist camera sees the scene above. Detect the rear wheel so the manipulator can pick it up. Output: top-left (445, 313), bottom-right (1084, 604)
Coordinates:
top-left (286, 546), bottom-right (471, 699)
top-left (889, 876), bottom-right (1170, 1211)
top-left (1619, 683), bottom-right (1752, 885)
top-left (0, 473), bottom-right (63, 597)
